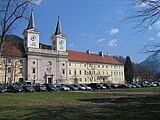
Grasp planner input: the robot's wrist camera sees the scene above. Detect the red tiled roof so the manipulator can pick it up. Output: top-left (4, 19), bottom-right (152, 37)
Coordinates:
top-left (68, 50), bottom-right (122, 65)
top-left (1, 35), bottom-right (25, 57)
top-left (2, 42), bottom-right (25, 57)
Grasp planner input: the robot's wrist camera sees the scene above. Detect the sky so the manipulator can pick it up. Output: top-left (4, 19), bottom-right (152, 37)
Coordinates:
top-left (13, 0), bottom-right (160, 63)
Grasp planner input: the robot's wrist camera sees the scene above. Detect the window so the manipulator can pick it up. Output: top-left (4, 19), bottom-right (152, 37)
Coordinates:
top-left (62, 63), bottom-right (65, 66)
top-left (111, 71), bottom-right (113, 76)
top-left (8, 58), bottom-right (11, 63)
top-left (7, 67), bottom-right (11, 73)
top-left (94, 71), bottom-right (96, 75)
top-left (69, 70), bottom-right (71, 74)
top-left (79, 78), bottom-right (82, 82)
top-left (79, 70), bottom-right (82, 75)
top-left (19, 59), bottom-right (23, 64)
top-left (103, 71), bottom-right (104, 75)
top-left (84, 78), bottom-right (87, 82)
top-left (19, 68), bottom-right (23, 74)
top-left (98, 65), bottom-right (100, 68)
top-left (69, 63), bottom-right (71, 66)
top-left (98, 71), bottom-right (100, 75)
top-left (90, 78), bottom-right (92, 82)
top-left (32, 68), bottom-right (35, 74)
top-left (33, 61), bottom-right (35, 64)
top-left (62, 69), bottom-right (65, 74)
top-left (84, 64), bottom-right (86, 67)
top-left (102, 65), bottom-right (104, 68)
top-left (106, 65), bottom-right (108, 68)
top-left (84, 70), bottom-right (87, 75)
top-left (89, 71), bottom-right (91, 74)
top-left (74, 70), bottom-right (76, 75)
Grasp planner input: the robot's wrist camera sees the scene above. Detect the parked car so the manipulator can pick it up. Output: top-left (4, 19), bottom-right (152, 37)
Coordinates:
top-left (118, 84), bottom-right (128, 89)
top-left (0, 84), bottom-right (7, 93)
top-left (77, 84), bottom-right (86, 90)
top-left (43, 84), bottom-right (59, 92)
top-left (132, 84), bottom-right (141, 88)
top-left (66, 84), bottom-right (79, 91)
top-left (7, 84), bottom-right (23, 93)
top-left (150, 82), bottom-right (157, 87)
top-left (80, 84), bottom-right (92, 90)
top-left (88, 83), bottom-right (101, 90)
top-left (23, 85), bottom-right (34, 92)
top-left (34, 84), bottom-right (47, 92)
top-left (58, 84), bottom-right (70, 91)
top-left (110, 84), bottom-right (119, 89)
top-left (99, 84), bottom-right (106, 89)
top-left (154, 82), bottom-right (160, 86)
top-left (101, 83), bottom-right (111, 89)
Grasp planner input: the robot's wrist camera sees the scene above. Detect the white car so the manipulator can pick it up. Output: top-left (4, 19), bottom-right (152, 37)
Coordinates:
top-left (59, 84), bottom-right (70, 91)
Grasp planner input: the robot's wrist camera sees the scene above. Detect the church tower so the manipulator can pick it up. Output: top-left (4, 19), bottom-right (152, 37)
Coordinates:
top-left (51, 16), bottom-right (67, 52)
top-left (23, 8), bottom-right (40, 50)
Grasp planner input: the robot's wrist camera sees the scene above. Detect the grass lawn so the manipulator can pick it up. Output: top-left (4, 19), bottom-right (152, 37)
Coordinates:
top-left (0, 87), bottom-right (160, 120)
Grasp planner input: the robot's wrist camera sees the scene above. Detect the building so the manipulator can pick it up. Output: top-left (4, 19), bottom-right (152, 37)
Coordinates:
top-left (0, 9), bottom-right (125, 84)
top-left (68, 50), bottom-right (124, 84)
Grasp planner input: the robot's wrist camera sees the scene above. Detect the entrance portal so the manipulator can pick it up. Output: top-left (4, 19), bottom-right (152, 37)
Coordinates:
top-left (48, 78), bottom-right (52, 84)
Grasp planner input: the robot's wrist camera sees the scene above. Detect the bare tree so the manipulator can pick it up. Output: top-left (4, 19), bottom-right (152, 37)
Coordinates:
top-left (129, 0), bottom-right (160, 30)
top-left (0, 0), bottom-right (41, 57)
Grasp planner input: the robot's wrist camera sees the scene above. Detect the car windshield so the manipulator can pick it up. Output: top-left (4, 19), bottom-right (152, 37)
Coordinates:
top-left (49, 84), bottom-right (55, 88)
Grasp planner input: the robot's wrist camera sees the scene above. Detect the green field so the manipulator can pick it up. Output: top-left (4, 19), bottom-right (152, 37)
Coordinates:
top-left (0, 87), bottom-right (160, 120)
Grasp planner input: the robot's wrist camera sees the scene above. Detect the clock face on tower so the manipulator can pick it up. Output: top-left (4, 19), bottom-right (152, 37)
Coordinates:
top-left (59, 40), bottom-right (64, 45)
top-left (30, 35), bottom-right (36, 41)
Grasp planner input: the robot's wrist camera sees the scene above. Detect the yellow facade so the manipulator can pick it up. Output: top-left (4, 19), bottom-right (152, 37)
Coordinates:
top-left (68, 61), bottom-right (125, 84)
top-left (0, 57), bottom-right (26, 83)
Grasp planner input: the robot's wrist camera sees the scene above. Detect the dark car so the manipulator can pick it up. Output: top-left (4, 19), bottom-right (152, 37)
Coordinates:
top-left (102, 83), bottom-right (111, 89)
top-left (23, 85), bottom-right (34, 92)
top-left (34, 84), bottom-right (47, 92)
top-left (43, 84), bottom-right (59, 91)
top-left (118, 84), bottom-right (128, 89)
top-left (88, 83), bottom-right (102, 90)
top-left (0, 84), bottom-right (7, 93)
top-left (110, 84), bottom-right (119, 89)
top-left (7, 84), bottom-right (23, 93)
top-left (66, 84), bottom-right (79, 91)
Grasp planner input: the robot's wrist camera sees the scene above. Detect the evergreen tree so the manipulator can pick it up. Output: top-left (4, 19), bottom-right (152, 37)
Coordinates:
top-left (124, 56), bottom-right (134, 83)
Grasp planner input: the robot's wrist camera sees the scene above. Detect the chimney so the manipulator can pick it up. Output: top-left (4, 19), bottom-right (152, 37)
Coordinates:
top-left (86, 50), bottom-right (90, 54)
top-left (99, 51), bottom-right (103, 57)
top-left (40, 44), bottom-right (43, 49)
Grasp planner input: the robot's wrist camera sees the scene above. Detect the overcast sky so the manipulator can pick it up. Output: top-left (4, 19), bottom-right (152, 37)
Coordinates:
top-left (14, 0), bottom-right (160, 63)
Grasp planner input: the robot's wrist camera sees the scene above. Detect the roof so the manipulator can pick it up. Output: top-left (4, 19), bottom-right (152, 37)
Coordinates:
top-left (54, 16), bottom-right (63, 35)
top-left (67, 50), bottom-right (122, 65)
top-left (1, 35), bottom-right (26, 57)
top-left (26, 9), bottom-right (39, 32)
top-left (39, 43), bottom-right (52, 49)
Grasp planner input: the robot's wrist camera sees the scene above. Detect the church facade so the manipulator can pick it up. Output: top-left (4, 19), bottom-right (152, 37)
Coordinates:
top-left (0, 10), bottom-right (125, 84)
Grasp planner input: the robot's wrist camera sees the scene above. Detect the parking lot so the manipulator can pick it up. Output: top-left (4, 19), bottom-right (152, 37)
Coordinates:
top-left (1, 81), bottom-right (160, 93)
